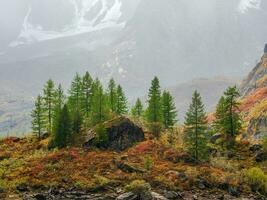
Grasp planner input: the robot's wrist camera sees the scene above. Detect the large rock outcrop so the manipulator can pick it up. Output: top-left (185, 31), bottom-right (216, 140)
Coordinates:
top-left (84, 117), bottom-right (145, 151)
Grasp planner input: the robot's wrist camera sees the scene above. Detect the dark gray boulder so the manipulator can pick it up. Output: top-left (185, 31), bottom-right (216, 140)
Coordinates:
top-left (264, 43), bottom-right (267, 53)
top-left (85, 117), bottom-right (145, 151)
top-left (255, 151), bottom-right (267, 162)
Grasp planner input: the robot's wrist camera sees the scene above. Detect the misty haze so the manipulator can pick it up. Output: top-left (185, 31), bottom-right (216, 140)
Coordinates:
top-left (0, 1), bottom-right (267, 199)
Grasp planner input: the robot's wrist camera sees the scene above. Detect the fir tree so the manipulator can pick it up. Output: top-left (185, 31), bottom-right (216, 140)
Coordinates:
top-left (131, 98), bottom-right (144, 117)
top-left (43, 79), bottom-right (55, 133)
top-left (31, 95), bottom-right (46, 140)
top-left (91, 79), bottom-right (109, 125)
top-left (52, 84), bottom-right (65, 134)
top-left (52, 104), bottom-right (72, 148)
top-left (213, 96), bottom-right (226, 134)
top-left (184, 90), bottom-right (209, 162)
top-left (146, 77), bottom-right (162, 137)
top-left (68, 73), bottom-right (83, 112)
top-left (223, 86), bottom-right (242, 149)
top-left (146, 77), bottom-right (162, 123)
top-left (115, 85), bottom-right (128, 115)
top-left (72, 109), bottom-right (83, 135)
top-left (161, 90), bottom-right (177, 129)
top-left (108, 78), bottom-right (117, 113)
top-left (81, 72), bottom-right (93, 118)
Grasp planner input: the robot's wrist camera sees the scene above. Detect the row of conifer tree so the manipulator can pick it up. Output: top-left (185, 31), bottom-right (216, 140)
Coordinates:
top-left (32, 72), bottom-right (242, 162)
top-left (31, 73), bottom-right (177, 148)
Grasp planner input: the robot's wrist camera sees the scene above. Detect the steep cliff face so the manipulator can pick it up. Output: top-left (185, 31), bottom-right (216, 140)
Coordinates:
top-left (240, 46), bottom-right (267, 97)
top-left (240, 44), bottom-right (267, 141)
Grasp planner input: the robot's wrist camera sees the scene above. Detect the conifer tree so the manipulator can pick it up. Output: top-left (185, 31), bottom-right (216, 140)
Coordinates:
top-left (161, 90), bottom-right (177, 129)
top-left (52, 104), bottom-right (72, 148)
top-left (115, 85), bottom-right (128, 115)
top-left (52, 84), bottom-right (65, 134)
top-left (81, 72), bottom-right (93, 118)
top-left (213, 96), bottom-right (226, 134)
top-left (108, 78), bottom-right (117, 113)
top-left (146, 77), bottom-right (162, 123)
top-left (43, 79), bottom-right (55, 133)
top-left (68, 73), bottom-right (83, 112)
top-left (91, 79), bottom-right (109, 125)
top-left (223, 86), bottom-right (242, 149)
top-left (184, 90), bottom-right (208, 162)
top-left (131, 98), bottom-right (144, 117)
top-left (31, 95), bottom-right (46, 140)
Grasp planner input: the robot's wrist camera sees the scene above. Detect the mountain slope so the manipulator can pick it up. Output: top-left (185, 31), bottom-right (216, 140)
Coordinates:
top-left (240, 44), bottom-right (267, 140)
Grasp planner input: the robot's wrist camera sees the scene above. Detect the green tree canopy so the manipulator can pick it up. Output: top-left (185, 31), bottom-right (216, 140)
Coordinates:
top-left (91, 79), bottom-right (109, 125)
top-left (108, 78), bottom-right (117, 113)
top-left (131, 98), bottom-right (144, 118)
top-left (146, 77), bottom-right (162, 123)
top-left (81, 72), bottom-right (93, 118)
top-left (222, 86), bottom-right (242, 149)
top-left (52, 104), bottom-right (72, 148)
top-left (184, 90), bottom-right (209, 162)
top-left (31, 95), bottom-right (46, 140)
top-left (115, 85), bottom-right (128, 115)
top-left (43, 79), bottom-right (55, 133)
top-left (161, 90), bottom-right (177, 129)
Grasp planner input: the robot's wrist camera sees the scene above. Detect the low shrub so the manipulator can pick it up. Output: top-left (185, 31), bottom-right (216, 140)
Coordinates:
top-left (210, 157), bottom-right (238, 172)
top-left (143, 155), bottom-right (154, 171)
top-left (245, 167), bottom-right (267, 195)
top-left (125, 180), bottom-right (151, 195)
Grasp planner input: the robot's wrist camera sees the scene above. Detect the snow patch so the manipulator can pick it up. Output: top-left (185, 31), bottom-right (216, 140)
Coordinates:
top-left (238, 0), bottom-right (262, 13)
top-left (9, 0), bottom-right (125, 47)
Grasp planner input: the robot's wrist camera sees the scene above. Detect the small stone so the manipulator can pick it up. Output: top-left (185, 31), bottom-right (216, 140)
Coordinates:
top-left (16, 183), bottom-right (28, 192)
top-left (116, 192), bottom-right (137, 200)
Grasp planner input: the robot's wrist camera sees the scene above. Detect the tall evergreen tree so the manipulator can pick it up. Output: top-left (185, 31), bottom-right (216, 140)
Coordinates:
top-left (68, 73), bottom-right (83, 112)
top-left (213, 96), bottom-right (226, 134)
top-left (81, 72), bottom-right (93, 118)
top-left (43, 79), bottom-right (55, 133)
top-left (223, 86), bottom-right (242, 149)
top-left (91, 79), bottom-right (109, 125)
top-left (31, 95), bottom-right (46, 140)
top-left (52, 104), bottom-right (72, 148)
top-left (131, 98), bottom-right (144, 117)
top-left (161, 90), bottom-right (177, 129)
top-left (146, 77), bottom-right (162, 123)
top-left (184, 90), bottom-right (209, 162)
top-left (108, 78), bottom-right (117, 113)
top-left (52, 84), bottom-right (65, 134)
top-left (115, 85), bottom-right (128, 115)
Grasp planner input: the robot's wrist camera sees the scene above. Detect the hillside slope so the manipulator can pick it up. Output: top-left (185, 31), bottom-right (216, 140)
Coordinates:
top-left (240, 44), bottom-right (267, 141)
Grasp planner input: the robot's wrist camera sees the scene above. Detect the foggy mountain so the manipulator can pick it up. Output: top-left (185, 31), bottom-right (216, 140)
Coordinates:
top-left (0, 0), bottom-right (266, 135)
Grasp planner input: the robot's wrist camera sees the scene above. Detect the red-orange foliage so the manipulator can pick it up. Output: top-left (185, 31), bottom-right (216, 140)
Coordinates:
top-left (240, 87), bottom-right (267, 113)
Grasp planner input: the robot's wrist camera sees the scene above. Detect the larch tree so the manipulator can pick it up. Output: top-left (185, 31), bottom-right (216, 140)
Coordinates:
top-left (161, 90), bottom-right (177, 129)
top-left (91, 79), bottom-right (109, 125)
top-left (52, 104), bottom-right (72, 148)
top-left (81, 72), bottom-right (93, 118)
top-left (52, 84), bottom-right (65, 134)
top-left (68, 73), bottom-right (83, 134)
top-left (68, 73), bottom-right (83, 112)
top-left (31, 95), bottom-right (46, 140)
top-left (223, 86), bottom-right (242, 149)
top-left (43, 79), bottom-right (55, 134)
top-left (108, 78), bottom-right (117, 113)
top-left (145, 77), bottom-right (162, 137)
top-left (184, 90), bottom-right (209, 162)
top-left (131, 98), bottom-right (144, 118)
top-left (115, 85), bottom-right (128, 115)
